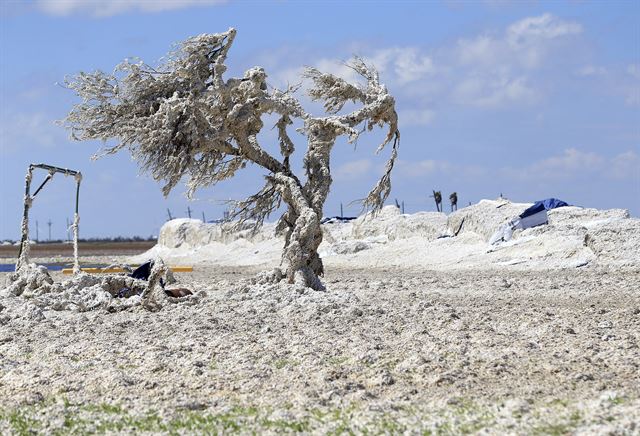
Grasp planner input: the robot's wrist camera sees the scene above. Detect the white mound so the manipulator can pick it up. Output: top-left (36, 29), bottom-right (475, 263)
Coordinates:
top-left (133, 200), bottom-right (640, 271)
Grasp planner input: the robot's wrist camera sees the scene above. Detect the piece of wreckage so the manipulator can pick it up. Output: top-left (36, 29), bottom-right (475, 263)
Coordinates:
top-left (489, 198), bottom-right (570, 245)
top-left (5, 163), bottom-right (193, 312)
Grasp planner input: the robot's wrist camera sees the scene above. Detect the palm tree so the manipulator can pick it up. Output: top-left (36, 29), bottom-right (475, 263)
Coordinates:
top-left (449, 192), bottom-right (458, 211)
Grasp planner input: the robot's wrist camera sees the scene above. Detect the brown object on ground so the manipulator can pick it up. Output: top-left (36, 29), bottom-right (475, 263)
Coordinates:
top-left (164, 287), bottom-right (192, 298)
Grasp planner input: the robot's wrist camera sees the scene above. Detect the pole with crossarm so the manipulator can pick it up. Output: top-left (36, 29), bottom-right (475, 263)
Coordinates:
top-left (16, 163), bottom-right (82, 274)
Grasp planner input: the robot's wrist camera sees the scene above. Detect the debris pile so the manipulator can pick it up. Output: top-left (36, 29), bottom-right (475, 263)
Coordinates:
top-left (2, 258), bottom-right (195, 317)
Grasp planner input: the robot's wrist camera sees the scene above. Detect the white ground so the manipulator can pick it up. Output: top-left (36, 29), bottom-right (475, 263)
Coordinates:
top-left (1, 199), bottom-right (639, 434)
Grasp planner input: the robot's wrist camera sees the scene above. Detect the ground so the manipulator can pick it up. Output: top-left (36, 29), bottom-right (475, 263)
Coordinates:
top-left (1, 253), bottom-right (638, 434)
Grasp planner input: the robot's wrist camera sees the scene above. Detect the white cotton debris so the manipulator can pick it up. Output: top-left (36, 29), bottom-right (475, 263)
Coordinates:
top-left (136, 200), bottom-right (640, 272)
top-left (2, 258), bottom-right (197, 316)
top-left (16, 168), bottom-right (34, 272)
top-left (352, 205), bottom-right (448, 241)
top-left (72, 212), bottom-right (80, 274)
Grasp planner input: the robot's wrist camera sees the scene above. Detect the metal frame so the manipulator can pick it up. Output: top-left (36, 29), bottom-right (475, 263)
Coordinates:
top-left (16, 163), bottom-right (83, 273)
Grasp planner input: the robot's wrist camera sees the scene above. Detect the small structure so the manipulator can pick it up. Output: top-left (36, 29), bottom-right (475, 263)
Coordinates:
top-left (16, 163), bottom-right (82, 273)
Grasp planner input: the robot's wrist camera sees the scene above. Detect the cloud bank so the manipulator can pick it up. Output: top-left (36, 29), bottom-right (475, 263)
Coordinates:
top-left (35, 0), bottom-right (227, 17)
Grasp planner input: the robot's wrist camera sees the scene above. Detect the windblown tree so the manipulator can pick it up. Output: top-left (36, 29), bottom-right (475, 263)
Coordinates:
top-left (64, 28), bottom-right (399, 290)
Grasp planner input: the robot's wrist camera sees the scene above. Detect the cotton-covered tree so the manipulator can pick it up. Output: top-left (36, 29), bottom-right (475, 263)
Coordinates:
top-left (64, 28), bottom-right (399, 290)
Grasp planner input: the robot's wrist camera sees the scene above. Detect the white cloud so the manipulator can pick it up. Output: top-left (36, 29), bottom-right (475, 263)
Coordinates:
top-left (534, 148), bottom-right (603, 173)
top-left (625, 64), bottom-right (640, 105)
top-left (333, 159), bottom-right (373, 181)
top-left (504, 148), bottom-right (639, 181)
top-left (0, 113), bottom-right (63, 155)
top-left (506, 13), bottom-right (582, 45)
top-left (625, 88), bottom-right (640, 106)
top-left (609, 150), bottom-right (640, 180)
top-left (456, 35), bottom-right (503, 67)
top-left (36, 0), bottom-right (227, 17)
top-left (264, 13), bottom-right (588, 118)
top-left (449, 14), bottom-right (583, 107)
top-left (576, 65), bottom-right (608, 77)
top-left (456, 14), bottom-right (582, 71)
top-left (507, 14), bottom-right (582, 69)
top-left (292, 47), bottom-right (435, 87)
top-left (397, 159), bottom-right (447, 177)
top-left (453, 75), bottom-right (537, 108)
top-left (365, 48), bottom-right (435, 85)
top-left (398, 108), bottom-right (435, 127)
top-left (396, 159), bottom-right (487, 179)
top-left (628, 64), bottom-right (640, 80)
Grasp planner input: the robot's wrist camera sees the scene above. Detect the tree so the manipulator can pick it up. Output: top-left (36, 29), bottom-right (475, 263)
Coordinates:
top-left (449, 192), bottom-right (458, 211)
top-left (63, 28), bottom-right (399, 290)
top-left (431, 190), bottom-right (442, 212)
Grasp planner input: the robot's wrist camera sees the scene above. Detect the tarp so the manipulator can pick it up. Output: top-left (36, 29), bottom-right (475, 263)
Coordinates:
top-left (489, 198), bottom-right (570, 245)
top-left (520, 198), bottom-right (569, 219)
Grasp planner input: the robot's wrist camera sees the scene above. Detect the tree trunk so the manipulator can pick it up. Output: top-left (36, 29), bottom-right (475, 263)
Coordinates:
top-left (273, 173), bottom-right (325, 290)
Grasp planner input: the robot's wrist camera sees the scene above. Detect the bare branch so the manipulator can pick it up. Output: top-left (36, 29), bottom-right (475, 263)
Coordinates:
top-left (304, 67), bottom-right (366, 113)
top-left (362, 130), bottom-right (400, 213)
top-left (225, 178), bottom-right (281, 231)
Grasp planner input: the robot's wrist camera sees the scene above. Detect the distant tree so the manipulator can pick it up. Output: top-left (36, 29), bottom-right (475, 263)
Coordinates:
top-left (431, 190), bottom-right (442, 212)
top-left (63, 28), bottom-right (399, 290)
top-left (449, 192), bottom-right (458, 211)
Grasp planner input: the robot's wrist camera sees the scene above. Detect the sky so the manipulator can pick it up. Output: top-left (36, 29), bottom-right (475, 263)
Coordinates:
top-left (0, 0), bottom-right (638, 241)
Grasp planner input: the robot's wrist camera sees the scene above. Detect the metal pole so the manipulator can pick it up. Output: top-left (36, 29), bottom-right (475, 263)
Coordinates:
top-left (72, 173), bottom-right (82, 274)
top-left (340, 203), bottom-right (343, 218)
top-left (202, 211), bottom-right (206, 223)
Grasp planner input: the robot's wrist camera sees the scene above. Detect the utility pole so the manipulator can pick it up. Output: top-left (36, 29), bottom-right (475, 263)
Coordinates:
top-left (167, 208), bottom-right (173, 221)
top-left (187, 206), bottom-right (192, 219)
top-left (202, 211), bottom-right (206, 223)
top-left (340, 203), bottom-right (343, 218)
top-left (402, 201), bottom-right (405, 214)
top-left (47, 219), bottom-right (52, 241)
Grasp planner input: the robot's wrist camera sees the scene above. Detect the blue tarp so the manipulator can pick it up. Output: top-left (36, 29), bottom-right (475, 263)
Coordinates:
top-left (519, 198), bottom-right (569, 219)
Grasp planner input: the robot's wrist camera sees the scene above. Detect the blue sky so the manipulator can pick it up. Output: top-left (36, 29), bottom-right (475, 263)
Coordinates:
top-left (1, 0), bottom-right (638, 240)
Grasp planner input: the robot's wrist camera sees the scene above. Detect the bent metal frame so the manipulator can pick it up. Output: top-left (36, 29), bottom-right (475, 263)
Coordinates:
top-left (16, 163), bottom-right (83, 274)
